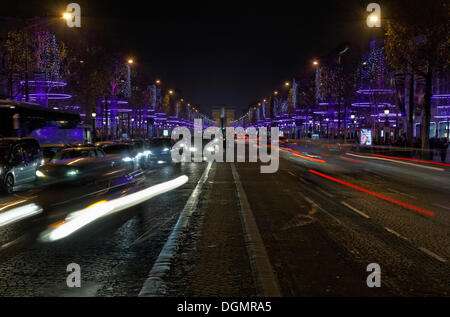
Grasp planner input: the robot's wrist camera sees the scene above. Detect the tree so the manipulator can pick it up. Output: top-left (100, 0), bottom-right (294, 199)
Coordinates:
top-left (385, 0), bottom-right (450, 153)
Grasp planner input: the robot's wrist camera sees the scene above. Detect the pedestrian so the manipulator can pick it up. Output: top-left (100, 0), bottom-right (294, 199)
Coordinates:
top-left (440, 137), bottom-right (448, 162)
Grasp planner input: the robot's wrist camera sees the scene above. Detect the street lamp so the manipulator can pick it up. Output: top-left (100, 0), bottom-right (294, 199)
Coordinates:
top-left (284, 81), bottom-right (290, 87)
top-left (127, 59), bottom-right (134, 65)
top-left (384, 109), bottom-right (390, 115)
top-left (274, 90), bottom-right (278, 95)
top-left (91, 112), bottom-right (97, 141)
top-left (169, 90), bottom-right (174, 95)
top-left (62, 12), bottom-right (73, 21)
top-left (313, 60), bottom-right (319, 66)
top-left (156, 79), bottom-right (161, 85)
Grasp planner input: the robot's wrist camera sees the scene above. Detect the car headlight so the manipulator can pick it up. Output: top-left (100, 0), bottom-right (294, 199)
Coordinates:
top-left (66, 169), bottom-right (79, 176)
top-left (40, 159), bottom-right (45, 166)
top-left (162, 147), bottom-right (170, 152)
top-left (36, 170), bottom-right (46, 178)
top-left (206, 146), bottom-right (214, 152)
top-left (122, 156), bottom-right (133, 162)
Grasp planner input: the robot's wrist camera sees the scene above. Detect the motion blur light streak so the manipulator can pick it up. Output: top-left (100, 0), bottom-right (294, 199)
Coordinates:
top-left (0, 203), bottom-right (43, 227)
top-left (340, 157), bottom-right (366, 164)
top-left (41, 175), bottom-right (189, 242)
top-left (371, 154), bottom-right (450, 167)
top-left (291, 153), bottom-right (326, 164)
top-left (308, 169), bottom-right (436, 217)
top-left (345, 153), bottom-right (445, 171)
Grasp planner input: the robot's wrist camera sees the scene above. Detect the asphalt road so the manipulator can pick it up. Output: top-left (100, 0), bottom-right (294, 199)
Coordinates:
top-left (0, 162), bottom-right (208, 296)
top-left (0, 141), bottom-right (448, 296)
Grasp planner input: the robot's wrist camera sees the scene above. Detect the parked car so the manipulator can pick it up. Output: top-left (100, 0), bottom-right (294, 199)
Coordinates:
top-left (41, 144), bottom-right (69, 163)
top-left (0, 137), bottom-right (42, 193)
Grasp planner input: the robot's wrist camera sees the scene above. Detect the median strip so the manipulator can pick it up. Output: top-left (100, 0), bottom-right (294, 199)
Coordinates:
top-left (231, 163), bottom-right (281, 297)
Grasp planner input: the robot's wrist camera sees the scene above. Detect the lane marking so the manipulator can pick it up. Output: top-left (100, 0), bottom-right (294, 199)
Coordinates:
top-left (432, 203), bottom-right (450, 211)
top-left (309, 169), bottom-right (435, 217)
top-left (387, 188), bottom-right (417, 200)
top-left (231, 163), bottom-right (281, 297)
top-left (384, 227), bottom-right (409, 241)
top-left (341, 201), bottom-right (370, 219)
top-left (287, 171), bottom-right (297, 177)
top-left (316, 187), bottom-right (334, 198)
top-left (418, 247), bottom-right (447, 263)
top-left (139, 162), bottom-right (213, 297)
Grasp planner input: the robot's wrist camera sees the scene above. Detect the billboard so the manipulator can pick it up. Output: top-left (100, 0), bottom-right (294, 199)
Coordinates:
top-left (360, 129), bottom-right (372, 146)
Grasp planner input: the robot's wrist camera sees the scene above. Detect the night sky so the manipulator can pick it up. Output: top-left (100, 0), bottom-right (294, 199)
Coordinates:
top-left (1, 0), bottom-right (389, 115)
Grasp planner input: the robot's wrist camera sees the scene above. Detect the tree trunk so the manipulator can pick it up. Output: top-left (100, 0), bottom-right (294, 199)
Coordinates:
top-left (421, 69), bottom-right (432, 158)
top-left (407, 73), bottom-right (414, 146)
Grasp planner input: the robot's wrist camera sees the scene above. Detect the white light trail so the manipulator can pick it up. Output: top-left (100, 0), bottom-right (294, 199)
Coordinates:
top-left (41, 175), bottom-right (189, 242)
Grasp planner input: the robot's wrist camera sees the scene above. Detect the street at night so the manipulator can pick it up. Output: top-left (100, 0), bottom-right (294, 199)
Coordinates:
top-left (0, 0), bottom-right (448, 311)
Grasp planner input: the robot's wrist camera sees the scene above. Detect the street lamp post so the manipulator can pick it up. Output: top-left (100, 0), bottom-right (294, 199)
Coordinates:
top-left (91, 112), bottom-right (97, 142)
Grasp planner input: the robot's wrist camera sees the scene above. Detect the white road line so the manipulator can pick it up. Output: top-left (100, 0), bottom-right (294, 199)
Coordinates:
top-left (418, 247), bottom-right (447, 263)
top-left (384, 227), bottom-right (409, 241)
top-left (231, 163), bottom-right (281, 297)
top-left (302, 195), bottom-right (317, 207)
top-left (316, 187), bottom-right (334, 198)
top-left (139, 162), bottom-right (213, 297)
top-left (432, 203), bottom-right (450, 211)
top-left (287, 171), bottom-right (297, 177)
top-left (341, 201), bottom-right (370, 219)
top-left (387, 188), bottom-right (417, 200)
top-left (298, 177), bottom-right (309, 184)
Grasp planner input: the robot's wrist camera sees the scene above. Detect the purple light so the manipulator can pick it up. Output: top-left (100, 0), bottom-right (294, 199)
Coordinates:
top-left (28, 93), bottom-right (72, 100)
top-left (20, 80), bottom-right (67, 87)
top-left (101, 100), bottom-right (129, 105)
top-left (351, 102), bottom-right (395, 108)
top-left (432, 94), bottom-right (450, 99)
top-left (356, 89), bottom-right (395, 95)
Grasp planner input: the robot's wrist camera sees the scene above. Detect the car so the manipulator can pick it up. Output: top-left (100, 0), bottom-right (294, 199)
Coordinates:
top-left (125, 139), bottom-right (151, 168)
top-left (146, 138), bottom-right (174, 164)
top-left (35, 153), bottom-right (124, 186)
top-left (41, 144), bottom-right (70, 163)
top-left (0, 137), bottom-right (42, 193)
top-left (50, 147), bottom-right (104, 162)
top-left (99, 143), bottom-right (139, 170)
top-left (70, 142), bottom-right (96, 148)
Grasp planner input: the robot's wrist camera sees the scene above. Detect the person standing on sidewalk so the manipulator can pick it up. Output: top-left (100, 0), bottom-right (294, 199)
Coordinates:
top-left (440, 137), bottom-right (449, 162)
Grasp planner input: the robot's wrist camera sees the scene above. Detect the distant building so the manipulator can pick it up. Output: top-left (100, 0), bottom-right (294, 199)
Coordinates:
top-left (212, 107), bottom-right (235, 128)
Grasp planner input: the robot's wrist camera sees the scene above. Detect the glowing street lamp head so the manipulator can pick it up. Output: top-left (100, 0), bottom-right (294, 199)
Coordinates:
top-left (274, 90), bottom-right (278, 95)
top-left (313, 60), bottom-right (319, 66)
top-left (127, 59), bottom-right (134, 65)
top-left (370, 15), bottom-right (379, 23)
top-left (284, 81), bottom-right (290, 87)
top-left (91, 112), bottom-right (97, 118)
top-left (384, 109), bottom-right (390, 115)
top-left (168, 90), bottom-right (174, 95)
top-left (155, 79), bottom-right (161, 84)
top-left (62, 12), bottom-right (73, 20)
